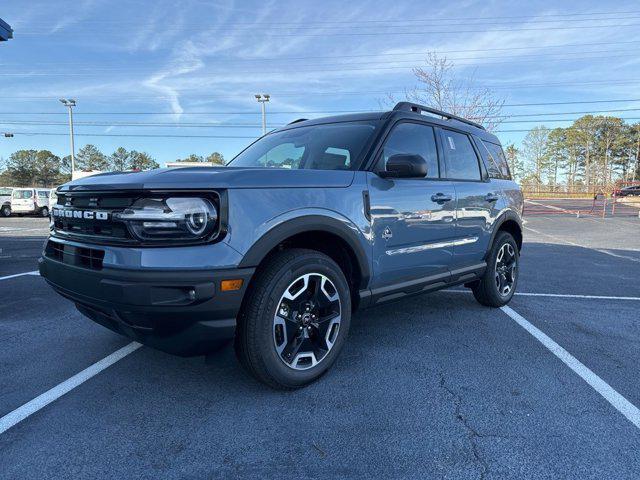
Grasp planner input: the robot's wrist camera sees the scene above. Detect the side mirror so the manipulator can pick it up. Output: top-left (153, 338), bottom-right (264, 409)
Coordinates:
top-left (379, 154), bottom-right (427, 178)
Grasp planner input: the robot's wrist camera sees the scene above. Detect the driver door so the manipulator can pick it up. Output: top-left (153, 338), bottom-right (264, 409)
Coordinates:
top-left (367, 122), bottom-right (456, 291)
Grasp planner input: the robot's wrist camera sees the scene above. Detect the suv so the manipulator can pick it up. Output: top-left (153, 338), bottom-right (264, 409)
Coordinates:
top-left (11, 188), bottom-right (51, 216)
top-left (39, 103), bottom-right (523, 389)
top-left (0, 187), bottom-right (12, 216)
top-left (615, 185), bottom-right (640, 197)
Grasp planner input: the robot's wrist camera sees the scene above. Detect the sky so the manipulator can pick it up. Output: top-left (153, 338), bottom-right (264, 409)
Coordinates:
top-left (1, 0), bottom-right (640, 167)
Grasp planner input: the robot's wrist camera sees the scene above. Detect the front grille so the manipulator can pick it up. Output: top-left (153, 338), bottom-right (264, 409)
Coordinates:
top-left (45, 240), bottom-right (105, 270)
top-left (52, 192), bottom-right (137, 244)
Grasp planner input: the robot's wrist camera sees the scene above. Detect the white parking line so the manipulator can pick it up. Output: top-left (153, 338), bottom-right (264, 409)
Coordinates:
top-left (0, 270), bottom-right (40, 281)
top-left (501, 306), bottom-right (640, 429)
top-left (512, 292), bottom-right (640, 301)
top-left (0, 342), bottom-right (141, 435)
top-left (446, 290), bottom-right (640, 301)
top-left (525, 226), bottom-right (640, 263)
top-left (525, 199), bottom-right (572, 213)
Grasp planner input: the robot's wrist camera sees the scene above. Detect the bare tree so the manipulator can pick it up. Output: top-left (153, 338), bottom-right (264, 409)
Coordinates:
top-left (385, 53), bottom-right (506, 131)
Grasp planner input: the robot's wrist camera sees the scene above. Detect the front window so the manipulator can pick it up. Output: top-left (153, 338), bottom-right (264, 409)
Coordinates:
top-left (13, 190), bottom-right (33, 199)
top-left (228, 122), bottom-right (377, 170)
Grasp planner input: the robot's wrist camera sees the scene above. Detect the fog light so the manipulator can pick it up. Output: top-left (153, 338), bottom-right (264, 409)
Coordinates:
top-left (221, 279), bottom-right (243, 291)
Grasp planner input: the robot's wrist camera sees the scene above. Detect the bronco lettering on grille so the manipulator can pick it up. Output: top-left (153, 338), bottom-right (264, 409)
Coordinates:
top-left (52, 208), bottom-right (110, 220)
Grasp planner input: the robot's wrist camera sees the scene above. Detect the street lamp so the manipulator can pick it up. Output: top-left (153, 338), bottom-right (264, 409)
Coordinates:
top-left (59, 98), bottom-right (76, 175)
top-left (255, 94), bottom-right (270, 135)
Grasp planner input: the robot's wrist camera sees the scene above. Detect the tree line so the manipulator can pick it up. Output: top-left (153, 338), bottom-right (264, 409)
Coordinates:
top-left (507, 116), bottom-right (640, 190)
top-left (0, 145), bottom-right (225, 187)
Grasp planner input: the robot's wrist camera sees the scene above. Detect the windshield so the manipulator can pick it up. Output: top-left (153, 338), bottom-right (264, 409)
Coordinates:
top-left (228, 121), bottom-right (377, 170)
top-left (13, 190), bottom-right (33, 199)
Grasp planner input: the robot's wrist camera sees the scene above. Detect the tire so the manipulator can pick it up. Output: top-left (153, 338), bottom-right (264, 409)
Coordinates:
top-left (40, 207), bottom-right (49, 217)
top-left (235, 248), bottom-right (351, 390)
top-left (471, 231), bottom-right (519, 307)
top-left (0, 205), bottom-right (10, 217)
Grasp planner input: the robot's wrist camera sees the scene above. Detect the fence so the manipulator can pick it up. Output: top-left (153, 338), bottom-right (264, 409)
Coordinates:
top-left (522, 182), bottom-right (640, 218)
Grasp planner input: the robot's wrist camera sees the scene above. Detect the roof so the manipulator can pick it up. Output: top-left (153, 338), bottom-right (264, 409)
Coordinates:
top-left (271, 104), bottom-right (501, 144)
top-left (0, 18), bottom-right (13, 41)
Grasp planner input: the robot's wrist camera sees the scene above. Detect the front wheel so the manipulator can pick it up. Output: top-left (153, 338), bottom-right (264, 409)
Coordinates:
top-left (0, 205), bottom-right (10, 217)
top-left (40, 207), bottom-right (49, 217)
top-left (471, 231), bottom-right (519, 307)
top-left (235, 249), bottom-right (351, 389)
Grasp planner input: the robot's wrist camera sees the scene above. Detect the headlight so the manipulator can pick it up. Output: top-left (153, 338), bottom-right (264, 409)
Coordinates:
top-left (114, 196), bottom-right (218, 242)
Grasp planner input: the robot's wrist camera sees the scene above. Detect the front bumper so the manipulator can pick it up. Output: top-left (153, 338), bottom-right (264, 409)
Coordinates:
top-left (39, 253), bottom-right (254, 356)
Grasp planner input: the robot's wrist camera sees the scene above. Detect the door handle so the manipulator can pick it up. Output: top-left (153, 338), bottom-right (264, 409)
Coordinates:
top-left (485, 193), bottom-right (500, 202)
top-left (431, 193), bottom-right (452, 203)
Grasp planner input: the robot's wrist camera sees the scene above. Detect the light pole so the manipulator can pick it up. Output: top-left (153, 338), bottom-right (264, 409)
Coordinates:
top-left (59, 98), bottom-right (76, 175)
top-left (255, 94), bottom-right (270, 135)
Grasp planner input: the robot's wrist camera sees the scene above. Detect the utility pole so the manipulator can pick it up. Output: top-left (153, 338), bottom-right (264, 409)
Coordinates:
top-left (255, 94), bottom-right (270, 135)
top-left (59, 99), bottom-right (76, 175)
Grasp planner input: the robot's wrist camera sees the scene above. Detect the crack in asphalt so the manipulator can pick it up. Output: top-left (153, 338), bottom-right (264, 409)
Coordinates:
top-left (439, 373), bottom-right (489, 480)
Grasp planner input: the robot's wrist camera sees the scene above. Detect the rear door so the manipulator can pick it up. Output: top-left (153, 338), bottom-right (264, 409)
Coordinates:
top-left (11, 189), bottom-right (35, 210)
top-left (438, 128), bottom-right (501, 270)
top-left (367, 121), bottom-right (456, 290)
top-left (37, 190), bottom-right (50, 208)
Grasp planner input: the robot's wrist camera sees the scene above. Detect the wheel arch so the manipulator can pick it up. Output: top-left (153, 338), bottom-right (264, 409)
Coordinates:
top-left (238, 214), bottom-right (371, 308)
top-left (487, 210), bottom-right (523, 256)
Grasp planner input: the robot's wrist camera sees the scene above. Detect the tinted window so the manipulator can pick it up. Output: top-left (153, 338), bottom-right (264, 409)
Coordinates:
top-left (481, 140), bottom-right (511, 180)
top-left (0, 188), bottom-right (12, 195)
top-left (13, 190), bottom-right (33, 199)
top-left (381, 123), bottom-right (439, 179)
top-left (38, 191), bottom-right (49, 198)
top-left (229, 122), bottom-right (376, 170)
top-left (442, 130), bottom-right (481, 180)
top-left (256, 142), bottom-right (305, 169)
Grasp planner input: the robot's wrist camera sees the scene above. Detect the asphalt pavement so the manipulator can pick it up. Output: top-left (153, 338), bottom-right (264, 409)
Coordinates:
top-left (0, 214), bottom-right (639, 479)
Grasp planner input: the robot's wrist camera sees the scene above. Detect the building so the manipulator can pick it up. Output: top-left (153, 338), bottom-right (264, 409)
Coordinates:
top-left (0, 18), bottom-right (13, 41)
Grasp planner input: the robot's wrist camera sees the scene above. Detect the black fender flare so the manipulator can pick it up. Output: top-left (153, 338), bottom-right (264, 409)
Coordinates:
top-left (238, 214), bottom-right (371, 287)
top-left (485, 209), bottom-right (523, 257)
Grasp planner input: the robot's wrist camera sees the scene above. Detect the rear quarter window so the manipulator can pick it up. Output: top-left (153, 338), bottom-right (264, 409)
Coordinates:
top-left (480, 140), bottom-right (511, 180)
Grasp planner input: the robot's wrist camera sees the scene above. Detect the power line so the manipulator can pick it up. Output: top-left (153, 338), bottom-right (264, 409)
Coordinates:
top-left (3, 48), bottom-right (638, 76)
top-left (7, 132), bottom-right (257, 139)
top-left (19, 21), bottom-right (640, 37)
top-left (17, 10), bottom-right (640, 28)
top-left (4, 117), bottom-right (640, 129)
top-left (4, 40), bottom-right (639, 67)
top-left (21, 15), bottom-right (640, 33)
top-left (4, 104), bottom-right (640, 117)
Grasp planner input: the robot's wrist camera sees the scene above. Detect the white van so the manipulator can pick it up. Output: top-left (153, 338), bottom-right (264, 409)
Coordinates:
top-left (49, 188), bottom-right (58, 207)
top-left (0, 187), bottom-right (12, 216)
top-left (11, 188), bottom-right (51, 216)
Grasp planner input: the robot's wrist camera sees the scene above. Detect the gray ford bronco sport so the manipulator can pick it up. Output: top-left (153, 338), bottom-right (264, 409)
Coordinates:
top-left (40, 102), bottom-right (523, 389)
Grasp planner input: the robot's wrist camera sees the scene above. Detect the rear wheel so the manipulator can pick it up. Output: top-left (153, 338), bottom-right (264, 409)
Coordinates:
top-left (40, 207), bottom-right (49, 217)
top-left (0, 205), bottom-right (10, 217)
top-left (235, 249), bottom-right (351, 389)
top-left (471, 231), bottom-right (519, 307)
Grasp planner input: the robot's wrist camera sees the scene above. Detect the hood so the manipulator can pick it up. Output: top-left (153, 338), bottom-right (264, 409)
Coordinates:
top-left (58, 167), bottom-right (355, 192)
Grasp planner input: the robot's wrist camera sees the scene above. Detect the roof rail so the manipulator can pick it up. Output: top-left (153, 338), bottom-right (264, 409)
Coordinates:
top-left (287, 118), bottom-right (308, 125)
top-left (393, 102), bottom-right (485, 130)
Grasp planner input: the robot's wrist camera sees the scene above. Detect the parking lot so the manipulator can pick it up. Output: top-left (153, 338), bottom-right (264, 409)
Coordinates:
top-left (1, 211), bottom-right (639, 479)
